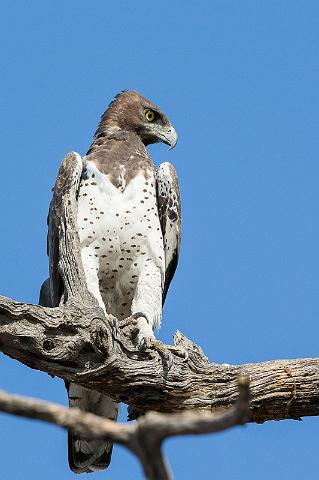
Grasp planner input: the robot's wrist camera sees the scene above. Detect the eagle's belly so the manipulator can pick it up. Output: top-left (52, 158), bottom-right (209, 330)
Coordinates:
top-left (77, 161), bottom-right (164, 319)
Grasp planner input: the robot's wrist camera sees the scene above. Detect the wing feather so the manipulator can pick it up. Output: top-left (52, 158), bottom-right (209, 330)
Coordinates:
top-left (39, 152), bottom-right (117, 473)
top-left (41, 152), bottom-right (84, 307)
top-left (156, 162), bottom-right (181, 304)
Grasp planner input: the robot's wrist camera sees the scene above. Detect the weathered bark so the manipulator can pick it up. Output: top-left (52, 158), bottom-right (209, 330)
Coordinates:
top-left (0, 151), bottom-right (318, 425)
top-left (1, 295), bottom-right (318, 422)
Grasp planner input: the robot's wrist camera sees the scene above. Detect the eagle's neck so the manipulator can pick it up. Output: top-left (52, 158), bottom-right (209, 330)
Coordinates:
top-left (87, 126), bottom-right (145, 156)
top-left (85, 126), bottom-right (152, 188)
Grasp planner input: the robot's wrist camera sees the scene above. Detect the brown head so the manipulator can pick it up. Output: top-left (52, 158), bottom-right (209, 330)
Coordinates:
top-left (95, 91), bottom-right (178, 149)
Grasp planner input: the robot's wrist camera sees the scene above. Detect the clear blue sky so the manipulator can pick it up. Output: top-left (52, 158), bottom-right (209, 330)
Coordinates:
top-left (1, 1), bottom-right (319, 479)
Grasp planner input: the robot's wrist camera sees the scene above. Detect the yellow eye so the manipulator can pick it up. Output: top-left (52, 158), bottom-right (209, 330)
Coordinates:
top-left (145, 110), bottom-right (155, 122)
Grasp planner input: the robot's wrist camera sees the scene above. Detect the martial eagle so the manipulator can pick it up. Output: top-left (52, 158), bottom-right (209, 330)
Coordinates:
top-left (40, 91), bottom-right (181, 473)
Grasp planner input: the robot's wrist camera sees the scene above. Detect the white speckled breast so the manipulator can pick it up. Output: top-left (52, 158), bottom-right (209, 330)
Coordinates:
top-left (77, 160), bottom-right (165, 320)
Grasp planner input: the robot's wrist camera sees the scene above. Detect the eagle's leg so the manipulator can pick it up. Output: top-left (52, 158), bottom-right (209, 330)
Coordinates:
top-left (114, 268), bottom-right (172, 368)
top-left (80, 248), bottom-right (106, 312)
top-left (131, 267), bottom-right (162, 344)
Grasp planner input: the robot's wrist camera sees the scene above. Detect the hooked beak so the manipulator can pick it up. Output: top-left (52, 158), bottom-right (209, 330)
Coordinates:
top-left (162, 126), bottom-right (178, 150)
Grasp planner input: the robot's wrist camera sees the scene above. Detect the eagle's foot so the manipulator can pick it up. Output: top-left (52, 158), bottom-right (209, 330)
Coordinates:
top-left (107, 314), bottom-right (118, 331)
top-left (138, 336), bottom-right (174, 370)
top-left (115, 313), bottom-right (141, 339)
top-left (118, 314), bottom-right (139, 329)
top-left (108, 314), bottom-right (140, 341)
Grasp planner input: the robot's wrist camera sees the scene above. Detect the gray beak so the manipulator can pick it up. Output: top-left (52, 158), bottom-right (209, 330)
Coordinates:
top-left (163, 126), bottom-right (178, 150)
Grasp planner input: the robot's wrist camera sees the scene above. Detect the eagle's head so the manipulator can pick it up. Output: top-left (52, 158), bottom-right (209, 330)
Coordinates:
top-left (99, 91), bottom-right (178, 149)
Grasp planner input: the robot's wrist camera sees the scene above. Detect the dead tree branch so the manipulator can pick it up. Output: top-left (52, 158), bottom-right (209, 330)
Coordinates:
top-left (0, 151), bottom-right (318, 427)
top-left (0, 378), bottom-right (249, 480)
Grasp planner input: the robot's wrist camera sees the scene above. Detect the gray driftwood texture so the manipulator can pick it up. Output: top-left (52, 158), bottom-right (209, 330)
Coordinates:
top-left (0, 152), bottom-right (318, 478)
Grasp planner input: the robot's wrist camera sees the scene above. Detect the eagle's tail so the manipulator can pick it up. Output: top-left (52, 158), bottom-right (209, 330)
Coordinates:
top-left (67, 383), bottom-right (119, 473)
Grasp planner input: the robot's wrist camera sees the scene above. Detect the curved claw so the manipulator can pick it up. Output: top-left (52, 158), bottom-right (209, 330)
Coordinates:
top-left (108, 314), bottom-right (120, 340)
top-left (138, 336), bottom-right (174, 371)
top-left (118, 315), bottom-right (139, 329)
top-left (169, 345), bottom-right (189, 362)
top-left (111, 314), bottom-right (140, 343)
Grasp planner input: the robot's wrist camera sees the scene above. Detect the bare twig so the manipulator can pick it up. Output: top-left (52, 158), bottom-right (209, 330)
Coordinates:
top-left (0, 379), bottom-right (249, 480)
